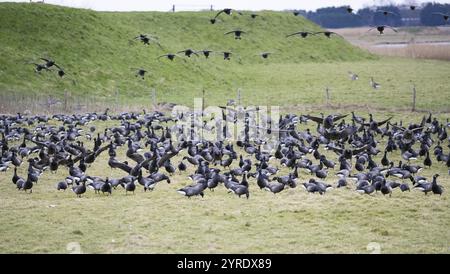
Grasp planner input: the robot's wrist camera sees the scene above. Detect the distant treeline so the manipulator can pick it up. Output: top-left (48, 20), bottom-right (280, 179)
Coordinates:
top-left (298, 3), bottom-right (450, 28)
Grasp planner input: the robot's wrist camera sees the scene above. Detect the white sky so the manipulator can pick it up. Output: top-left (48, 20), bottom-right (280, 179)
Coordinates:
top-left (3, 0), bottom-right (450, 11)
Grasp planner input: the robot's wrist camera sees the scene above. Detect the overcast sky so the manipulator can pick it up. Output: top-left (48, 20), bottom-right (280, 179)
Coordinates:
top-left (3, 0), bottom-right (450, 11)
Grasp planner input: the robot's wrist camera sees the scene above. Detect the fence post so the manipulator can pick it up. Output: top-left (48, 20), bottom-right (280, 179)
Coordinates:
top-left (152, 88), bottom-right (156, 110)
top-left (325, 87), bottom-right (330, 106)
top-left (210, 5), bottom-right (213, 11)
top-left (237, 88), bottom-right (241, 105)
top-left (172, 4), bottom-right (175, 12)
top-left (412, 85), bottom-right (416, 112)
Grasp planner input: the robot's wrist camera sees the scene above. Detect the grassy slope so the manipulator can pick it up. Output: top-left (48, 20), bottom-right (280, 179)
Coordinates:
top-left (0, 3), bottom-right (374, 99)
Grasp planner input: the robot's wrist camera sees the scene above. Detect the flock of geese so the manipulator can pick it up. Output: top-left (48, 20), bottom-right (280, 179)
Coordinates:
top-left (0, 109), bottom-right (448, 198)
top-left (27, 6), bottom-right (449, 79)
top-left (8, 5), bottom-right (449, 198)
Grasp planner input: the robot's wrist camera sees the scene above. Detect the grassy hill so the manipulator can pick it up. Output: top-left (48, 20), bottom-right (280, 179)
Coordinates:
top-left (0, 3), bottom-right (375, 104)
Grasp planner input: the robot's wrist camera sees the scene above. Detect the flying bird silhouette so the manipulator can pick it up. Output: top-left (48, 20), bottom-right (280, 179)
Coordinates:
top-left (368, 25), bottom-right (398, 35)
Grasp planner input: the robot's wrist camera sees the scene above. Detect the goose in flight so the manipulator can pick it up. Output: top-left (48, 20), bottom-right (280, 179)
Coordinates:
top-left (368, 25), bottom-right (398, 35)
top-left (259, 52), bottom-right (272, 59)
top-left (40, 58), bottom-right (57, 68)
top-left (315, 31), bottom-right (343, 38)
top-left (224, 30), bottom-right (246, 39)
top-left (221, 51), bottom-right (232, 60)
top-left (157, 53), bottom-right (182, 61)
top-left (376, 10), bottom-right (399, 16)
top-left (197, 49), bottom-right (213, 59)
top-left (133, 68), bottom-right (147, 79)
top-left (348, 71), bottom-right (359, 81)
top-left (53, 64), bottom-right (65, 78)
top-left (177, 49), bottom-right (199, 58)
top-left (433, 12), bottom-right (449, 22)
top-left (286, 31), bottom-right (316, 38)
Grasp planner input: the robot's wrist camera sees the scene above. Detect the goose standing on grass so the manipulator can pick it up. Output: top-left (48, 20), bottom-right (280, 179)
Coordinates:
top-left (348, 71), bottom-right (359, 81)
top-left (258, 52), bottom-right (273, 59)
top-left (101, 178), bottom-right (112, 195)
top-left (400, 183), bottom-right (410, 192)
top-left (72, 181), bottom-right (86, 198)
top-left (157, 53), bottom-right (182, 61)
top-left (210, 8), bottom-right (233, 24)
top-left (314, 31), bottom-right (343, 38)
top-left (31, 63), bottom-right (49, 73)
top-left (376, 10), bottom-right (399, 17)
top-left (424, 151), bottom-right (432, 168)
top-left (121, 179), bottom-right (136, 195)
top-left (370, 77), bottom-right (381, 89)
top-left (221, 51), bottom-right (232, 60)
top-left (177, 49), bottom-right (199, 58)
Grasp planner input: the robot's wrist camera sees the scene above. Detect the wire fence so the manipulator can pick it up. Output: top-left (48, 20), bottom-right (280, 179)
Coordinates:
top-left (0, 90), bottom-right (176, 115)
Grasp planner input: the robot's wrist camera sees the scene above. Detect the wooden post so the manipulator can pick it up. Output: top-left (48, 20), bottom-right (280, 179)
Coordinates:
top-left (172, 4), bottom-right (175, 12)
top-left (210, 5), bottom-right (213, 11)
top-left (325, 87), bottom-right (330, 106)
top-left (412, 85), bottom-right (416, 112)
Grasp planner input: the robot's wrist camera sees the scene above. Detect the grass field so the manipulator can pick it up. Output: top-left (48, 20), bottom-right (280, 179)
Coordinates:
top-left (0, 3), bottom-right (450, 254)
